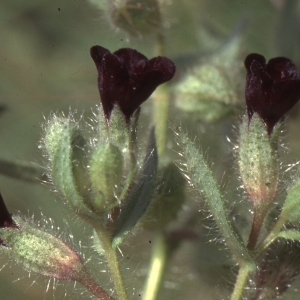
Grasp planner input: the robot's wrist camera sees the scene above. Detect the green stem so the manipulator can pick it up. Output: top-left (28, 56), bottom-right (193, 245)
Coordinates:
top-left (256, 214), bottom-right (286, 255)
top-left (155, 32), bottom-right (165, 56)
top-left (230, 263), bottom-right (252, 300)
top-left (233, 210), bottom-right (287, 300)
top-left (143, 234), bottom-right (171, 300)
top-left (91, 221), bottom-right (128, 300)
top-left (154, 32), bottom-right (170, 160)
top-left (154, 85), bottom-right (169, 159)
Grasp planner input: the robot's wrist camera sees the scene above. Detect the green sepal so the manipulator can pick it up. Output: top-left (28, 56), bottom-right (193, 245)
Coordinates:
top-left (71, 131), bottom-right (91, 202)
top-left (238, 114), bottom-right (279, 212)
top-left (44, 117), bottom-right (97, 219)
top-left (112, 128), bottom-right (158, 248)
top-left (89, 143), bottom-right (123, 212)
top-left (108, 107), bottom-right (130, 150)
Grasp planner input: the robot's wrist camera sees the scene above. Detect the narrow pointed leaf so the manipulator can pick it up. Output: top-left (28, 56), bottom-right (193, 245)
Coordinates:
top-left (112, 128), bottom-right (158, 247)
top-left (175, 128), bottom-right (255, 268)
top-left (0, 160), bottom-right (47, 183)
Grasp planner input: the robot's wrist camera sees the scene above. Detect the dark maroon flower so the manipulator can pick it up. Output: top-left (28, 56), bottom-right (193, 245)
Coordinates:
top-left (90, 45), bottom-right (176, 122)
top-left (245, 53), bottom-right (300, 134)
top-left (0, 193), bottom-right (19, 246)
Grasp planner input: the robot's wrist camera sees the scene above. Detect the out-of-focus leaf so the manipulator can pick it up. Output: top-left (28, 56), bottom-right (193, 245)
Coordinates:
top-left (0, 160), bottom-right (47, 183)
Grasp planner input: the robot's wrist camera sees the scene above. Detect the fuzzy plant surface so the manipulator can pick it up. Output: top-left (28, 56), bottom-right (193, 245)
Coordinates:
top-left (2, 1), bottom-right (300, 300)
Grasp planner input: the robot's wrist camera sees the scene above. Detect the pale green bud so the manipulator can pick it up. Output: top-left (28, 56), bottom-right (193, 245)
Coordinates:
top-left (0, 217), bottom-right (84, 281)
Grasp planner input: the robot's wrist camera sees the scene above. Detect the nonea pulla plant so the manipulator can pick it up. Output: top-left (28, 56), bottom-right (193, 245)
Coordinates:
top-left (0, 44), bottom-right (176, 300)
top-left (3, 6), bottom-right (300, 300)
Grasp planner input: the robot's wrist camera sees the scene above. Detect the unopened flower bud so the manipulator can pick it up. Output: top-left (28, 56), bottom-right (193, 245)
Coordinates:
top-left (0, 216), bottom-right (84, 281)
top-left (0, 195), bottom-right (113, 300)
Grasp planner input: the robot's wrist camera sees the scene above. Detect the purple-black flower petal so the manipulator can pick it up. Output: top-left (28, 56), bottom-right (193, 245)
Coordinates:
top-left (266, 57), bottom-right (299, 81)
top-left (245, 53), bottom-right (300, 134)
top-left (90, 45), bottom-right (176, 122)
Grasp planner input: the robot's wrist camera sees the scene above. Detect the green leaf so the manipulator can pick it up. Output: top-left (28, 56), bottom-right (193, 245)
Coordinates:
top-left (142, 162), bottom-right (185, 230)
top-left (93, 229), bottom-right (104, 256)
top-left (112, 128), bottom-right (158, 248)
top-left (175, 127), bottom-right (255, 269)
top-left (0, 160), bottom-right (47, 183)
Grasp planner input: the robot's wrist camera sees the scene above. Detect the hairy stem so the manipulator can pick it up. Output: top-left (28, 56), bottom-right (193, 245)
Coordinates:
top-left (91, 221), bottom-right (128, 300)
top-left (247, 207), bottom-right (267, 250)
top-left (256, 214), bottom-right (286, 255)
top-left (78, 267), bottom-right (115, 300)
top-left (230, 263), bottom-right (252, 300)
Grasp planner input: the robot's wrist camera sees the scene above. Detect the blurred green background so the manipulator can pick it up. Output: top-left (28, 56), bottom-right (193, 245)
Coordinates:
top-left (1, 0), bottom-right (300, 299)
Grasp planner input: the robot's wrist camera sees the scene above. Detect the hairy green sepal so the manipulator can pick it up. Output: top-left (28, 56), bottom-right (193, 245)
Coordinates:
top-left (44, 117), bottom-right (97, 219)
top-left (239, 114), bottom-right (279, 215)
